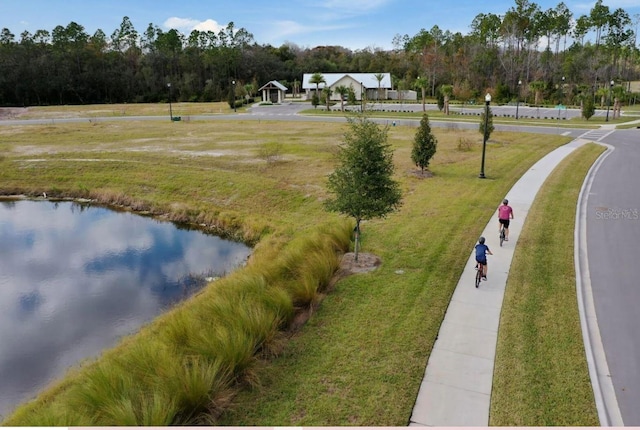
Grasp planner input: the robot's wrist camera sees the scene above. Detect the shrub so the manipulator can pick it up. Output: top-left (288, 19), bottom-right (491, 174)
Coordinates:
top-left (457, 137), bottom-right (474, 151)
top-left (582, 96), bottom-right (595, 120)
top-left (411, 114), bottom-right (437, 173)
top-left (258, 142), bottom-right (283, 164)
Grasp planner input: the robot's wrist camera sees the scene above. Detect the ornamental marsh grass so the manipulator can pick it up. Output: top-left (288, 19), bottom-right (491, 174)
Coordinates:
top-left (2, 166), bottom-right (352, 425)
top-left (0, 115), bottom-right (592, 425)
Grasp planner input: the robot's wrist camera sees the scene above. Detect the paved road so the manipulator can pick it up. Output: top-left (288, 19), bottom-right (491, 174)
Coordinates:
top-left (583, 128), bottom-right (640, 426)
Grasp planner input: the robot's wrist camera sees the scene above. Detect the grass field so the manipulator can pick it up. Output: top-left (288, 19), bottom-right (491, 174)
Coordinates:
top-left (6, 101), bottom-right (239, 119)
top-left (300, 107), bottom-right (624, 128)
top-left (490, 143), bottom-right (604, 426)
top-left (0, 110), bottom-right (599, 425)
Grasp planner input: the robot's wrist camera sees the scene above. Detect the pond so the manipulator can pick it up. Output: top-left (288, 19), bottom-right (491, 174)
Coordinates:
top-left (0, 199), bottom-right (252, 418)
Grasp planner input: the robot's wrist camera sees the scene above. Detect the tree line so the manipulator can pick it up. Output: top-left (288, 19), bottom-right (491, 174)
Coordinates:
top-left (0, 0), bottom-right (638, 107)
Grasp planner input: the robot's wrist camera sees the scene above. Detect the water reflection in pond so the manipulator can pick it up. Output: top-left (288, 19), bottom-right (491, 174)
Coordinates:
top-left (0, 199), bottom-right (251, 418)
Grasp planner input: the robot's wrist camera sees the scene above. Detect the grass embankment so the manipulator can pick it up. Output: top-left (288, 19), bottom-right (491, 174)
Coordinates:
top-left (0, 116), bottom-right (571, 425)
top-left (615, 122), bottom-right (640, 129)
top-left (490, 143), bottom-right (605, 426)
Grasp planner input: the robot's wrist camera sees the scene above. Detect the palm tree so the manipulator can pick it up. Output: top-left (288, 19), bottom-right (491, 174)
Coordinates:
top-left (374, 73), bottom-right (385, 102)
top-left (529, 81), bottom-right (546, 106)
top-left (244, 83), bottom-right (254, 100)
top-left (309, 72), bottom-right (325, 98)
top-left (293, 78), bottom-right (300, 98)
top-left (440, 84), bottom-right (453, 115)
top-left (335, 85), bottom-right (349, 111)
top-left (612, 84), bottom-right (625, 119)
top-left (322, 87), bottom-right (333, 110)
top-left (575, 85), bottom-right (589, 110)
top-left (595, 87), bottom-right (608, 108)
top-left (415, 77), bottom-right (428, 111)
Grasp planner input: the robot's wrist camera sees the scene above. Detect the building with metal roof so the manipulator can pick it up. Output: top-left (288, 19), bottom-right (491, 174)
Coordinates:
top-left (301, 73), bottom-right (392, 101)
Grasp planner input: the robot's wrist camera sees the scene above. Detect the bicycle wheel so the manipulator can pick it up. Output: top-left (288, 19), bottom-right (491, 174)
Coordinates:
top-left (475, 264), bottom-right (482, 288)
top-left (499, 227), bottom-right (505, 247)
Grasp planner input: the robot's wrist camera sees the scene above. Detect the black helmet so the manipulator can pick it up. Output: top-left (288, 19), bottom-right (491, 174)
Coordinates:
top-left (503, 199), bottom-right (509, 205)
top-left (479, 236), bottom-right (485, 244)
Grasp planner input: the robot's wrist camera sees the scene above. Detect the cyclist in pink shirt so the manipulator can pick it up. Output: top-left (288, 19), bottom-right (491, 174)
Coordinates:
top-left (498, 199), bottom-right (514, 241)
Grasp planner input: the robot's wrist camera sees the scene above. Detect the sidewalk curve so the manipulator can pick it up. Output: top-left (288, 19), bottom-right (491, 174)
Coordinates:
top-left (409, 137), bottom-right (594, 426)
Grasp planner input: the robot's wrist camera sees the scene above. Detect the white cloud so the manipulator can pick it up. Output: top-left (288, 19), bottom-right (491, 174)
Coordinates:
top-left (163, 17), bottom-right (224, 33)
top-left (193, 19), bottom-right (224, 33)
top-left (164, 17), bottom-right (200, 30)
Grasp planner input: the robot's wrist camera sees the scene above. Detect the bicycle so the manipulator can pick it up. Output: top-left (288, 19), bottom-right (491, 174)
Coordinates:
top-left (475, 261), bottom-right (485, 288)
top-left (499, 224), bottom-right (506, 247)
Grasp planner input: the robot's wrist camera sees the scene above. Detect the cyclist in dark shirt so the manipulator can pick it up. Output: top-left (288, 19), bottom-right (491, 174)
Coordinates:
top-left (475, 236), bottom-right (493, 280)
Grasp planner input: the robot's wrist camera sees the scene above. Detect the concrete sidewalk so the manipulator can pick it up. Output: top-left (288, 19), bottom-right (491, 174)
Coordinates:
top-left (409, 138), bottom-right (591, 426)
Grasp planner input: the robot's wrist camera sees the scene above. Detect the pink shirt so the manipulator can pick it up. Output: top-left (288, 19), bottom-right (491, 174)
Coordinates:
top-left (499, 204), bottom-right (513, 220)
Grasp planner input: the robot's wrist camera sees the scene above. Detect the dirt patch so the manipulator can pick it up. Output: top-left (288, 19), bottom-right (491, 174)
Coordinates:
top-left (337, 252), bottom-right (381, 274)
top-left (0, 108), bottom-right (27, 120)
top-left (409, 169), bottom-right (434, 178)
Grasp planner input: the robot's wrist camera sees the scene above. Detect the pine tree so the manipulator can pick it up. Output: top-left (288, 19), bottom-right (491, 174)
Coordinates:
top-left (479, 107), bottom-right (495, 141)
top-left (582, 94), bottom-right (595, 120)
top-left (411, 113), bottom-right (438, 174)
top-left (325, 115), bottom-right (402, 261)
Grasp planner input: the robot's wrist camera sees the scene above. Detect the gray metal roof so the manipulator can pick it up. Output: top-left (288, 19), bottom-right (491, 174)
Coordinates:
top-left (258, 80), bottom-right (288, 91)
top-left (301, 73), bottom-right (392, 90)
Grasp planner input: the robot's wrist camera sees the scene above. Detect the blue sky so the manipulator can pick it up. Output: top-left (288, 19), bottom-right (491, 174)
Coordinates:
top-left (2, 0), bottom-right (640, 50)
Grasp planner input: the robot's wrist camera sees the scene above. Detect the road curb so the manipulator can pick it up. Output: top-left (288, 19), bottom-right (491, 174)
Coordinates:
top-left (574, 141), bottom-right (624, 426)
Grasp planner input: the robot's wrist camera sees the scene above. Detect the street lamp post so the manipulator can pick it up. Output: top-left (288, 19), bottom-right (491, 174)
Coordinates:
top-left (479, 93), bottom-right (491, 179)
top-left (515, 80), bottom-right (521, 119)
top-left (167, 83), bottom-right (173, 121)
top-left (360, 81), bottom-right (364, 112)
top-left (231, 80), bottom-right (236, 112)
top-left (605, 80), bottom-right (613, 122)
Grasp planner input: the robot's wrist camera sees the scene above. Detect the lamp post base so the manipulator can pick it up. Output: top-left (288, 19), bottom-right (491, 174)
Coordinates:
top-left (478, 173), bottom-right (486, 179)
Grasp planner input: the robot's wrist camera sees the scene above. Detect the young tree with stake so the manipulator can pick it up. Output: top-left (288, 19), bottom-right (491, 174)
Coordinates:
top-left (411, 113), bottom-right (437, 174)
top-left (325, 115), bottom-right (402, 261)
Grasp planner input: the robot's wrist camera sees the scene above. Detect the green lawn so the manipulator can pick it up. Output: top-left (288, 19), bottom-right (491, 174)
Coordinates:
top-left (490, 143), bottom-right (604, 426)
top-left (0, 112), bottom-right (600, 425)
top-left (299, 107), bottom-right (631, 129)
